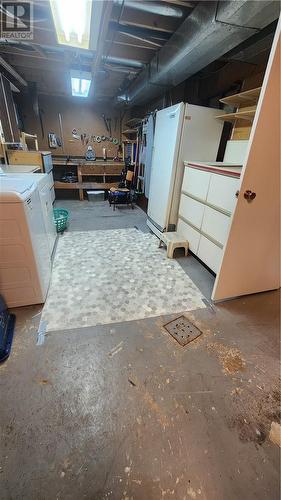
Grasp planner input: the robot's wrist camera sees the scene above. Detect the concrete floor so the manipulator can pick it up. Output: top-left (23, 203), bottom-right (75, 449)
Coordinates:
top-left (0, 200), bottom-right (280, 500)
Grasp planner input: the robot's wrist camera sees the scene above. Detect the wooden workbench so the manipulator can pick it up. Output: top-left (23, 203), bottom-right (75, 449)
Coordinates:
top-left (52, 159), bottom-right (124, 200)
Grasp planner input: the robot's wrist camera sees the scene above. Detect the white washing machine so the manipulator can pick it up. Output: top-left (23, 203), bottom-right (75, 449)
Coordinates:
top-left (2, 173), bottom-right (57, 257)
top-left (0, 176), bottom-right (52, 307)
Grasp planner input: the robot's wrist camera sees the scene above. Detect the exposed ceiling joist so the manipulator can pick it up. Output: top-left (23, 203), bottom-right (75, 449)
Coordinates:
top-left (0, 47), bottom-right (61, 63)
top-left (0, 55), bottom-right (27, 86)
top-left (118, 20), bottom-right (173, 33)
top-left (109, 21), bottom-right (171, 41)
top-left (160, 0), bottom-right (195, 7)
top-left (0, 54), bottom-right (76, 73)
top-left (31, 45), bottom-right (47, 59)
top-left (118, 31), bottom-right (162, 48)
top-left (114, 0), bottom-right (185, 18)
top-left (110, 40), bottom-right (158, 51)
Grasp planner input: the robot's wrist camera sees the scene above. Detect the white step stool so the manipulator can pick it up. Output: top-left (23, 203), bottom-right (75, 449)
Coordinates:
top-left (158, 231), bottom-right (189, 258)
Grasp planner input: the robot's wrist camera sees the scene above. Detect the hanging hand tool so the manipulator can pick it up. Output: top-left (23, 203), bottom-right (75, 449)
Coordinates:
top-left (81, 133), bottom-right (87, 145)
top-left (58, 112), bottom-right (64, 151)
top-left (102, 113), bottom-right (109, 133)
top-left (39, 108), bottom-right (45, 139)
top-left (107, 117), bottom-right (112, 137)
top-left (72, 128), bottom-right (80, 140)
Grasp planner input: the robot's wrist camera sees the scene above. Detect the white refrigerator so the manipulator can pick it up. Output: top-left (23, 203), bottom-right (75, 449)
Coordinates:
top-left (147, 102), bottom-right (224, 235)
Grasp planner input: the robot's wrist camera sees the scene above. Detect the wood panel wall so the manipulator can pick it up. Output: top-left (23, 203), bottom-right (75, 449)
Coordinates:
top-left (17, 94), bottom-right (124, 157)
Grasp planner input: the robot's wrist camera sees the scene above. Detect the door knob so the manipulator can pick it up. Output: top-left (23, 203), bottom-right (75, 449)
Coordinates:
top-left (244, 190), bottom-right (256, 202)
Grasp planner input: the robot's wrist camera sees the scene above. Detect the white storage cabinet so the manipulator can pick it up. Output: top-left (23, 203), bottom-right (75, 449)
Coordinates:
top-left (177, 163), bottom-right (241, 273)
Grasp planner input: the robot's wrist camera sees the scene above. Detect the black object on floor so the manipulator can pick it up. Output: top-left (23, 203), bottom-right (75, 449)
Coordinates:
top-left (0, 295), bottom-right (16, 362)
top-left (163, 315), bottom-right (202, 346)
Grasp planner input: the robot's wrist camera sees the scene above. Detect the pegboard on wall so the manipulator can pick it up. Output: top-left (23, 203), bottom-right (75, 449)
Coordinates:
top-left (18, 94), bottom-right (125, 157)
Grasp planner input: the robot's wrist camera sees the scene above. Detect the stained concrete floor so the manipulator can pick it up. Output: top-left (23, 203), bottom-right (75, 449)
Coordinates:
top-left (0, 200), bottom-right (280, 500)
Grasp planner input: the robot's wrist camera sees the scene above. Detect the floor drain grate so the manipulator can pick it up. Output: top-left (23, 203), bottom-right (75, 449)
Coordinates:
top-left (163, 315), bottom-right (203, 346)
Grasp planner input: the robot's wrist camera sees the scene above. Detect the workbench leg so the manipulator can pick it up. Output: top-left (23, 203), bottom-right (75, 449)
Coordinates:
top-left (77, 165), bottom-right (83, 201)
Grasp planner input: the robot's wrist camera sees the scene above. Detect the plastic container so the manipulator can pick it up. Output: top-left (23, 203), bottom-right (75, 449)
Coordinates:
top-left (87, 190), bottom-right (104, 202)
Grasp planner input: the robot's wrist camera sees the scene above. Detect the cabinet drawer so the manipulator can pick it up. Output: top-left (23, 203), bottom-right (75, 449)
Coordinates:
top-left (197, 236), bottom-right (223, 274)
top-left (177, 218), bottom-right (200, 254)
top-left (179, 194), bottom-right (205, 230)
top-left (182, 167), bottom-right (211, 201)
top-left (80, 165), bottom-right (104, 175)
top-left (201, 206), bottom-right (231, 246)
top-left (104, 165), bottom-right (123, 175)
top-left (207, 174), bottom-right (239, 214)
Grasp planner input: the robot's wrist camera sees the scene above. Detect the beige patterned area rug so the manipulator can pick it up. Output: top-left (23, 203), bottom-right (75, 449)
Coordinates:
top-left (41, 228), bottom-right (205, 332)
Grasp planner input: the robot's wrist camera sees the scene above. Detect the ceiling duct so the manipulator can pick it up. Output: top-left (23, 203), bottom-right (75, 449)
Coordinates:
top-left (119, 0), bottom-right (280, 105)
top-left (101, 55), bottom-right (145, 69)
top-left (114, 0), bottom-right (184, 18)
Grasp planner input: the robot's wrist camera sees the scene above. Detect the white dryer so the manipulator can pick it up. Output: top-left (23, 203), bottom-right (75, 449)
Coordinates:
top-left (2, 173), bottom-right (57, 257)
top-left (0, 176), bottom-right (51, 307)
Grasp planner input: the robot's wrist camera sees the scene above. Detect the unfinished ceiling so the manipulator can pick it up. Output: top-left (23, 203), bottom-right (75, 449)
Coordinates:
top-left (0, 0), bottom-right (279, 105)
top-left (0, 0), bottom-right (197, 100)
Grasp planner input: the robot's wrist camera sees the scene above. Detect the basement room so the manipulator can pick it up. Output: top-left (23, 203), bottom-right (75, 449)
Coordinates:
top-left (0, 1), bottom-right (280, 499)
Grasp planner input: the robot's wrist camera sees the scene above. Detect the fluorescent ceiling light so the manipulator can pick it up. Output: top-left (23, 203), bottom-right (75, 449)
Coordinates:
top-left (70, 70), bottom-right (91, 97)
top-left (50, 0), bottom-right (92, 50)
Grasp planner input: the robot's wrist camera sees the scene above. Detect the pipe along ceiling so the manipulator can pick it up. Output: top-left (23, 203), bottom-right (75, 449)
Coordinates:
top-left (117, 0), bottom-right (280, 105)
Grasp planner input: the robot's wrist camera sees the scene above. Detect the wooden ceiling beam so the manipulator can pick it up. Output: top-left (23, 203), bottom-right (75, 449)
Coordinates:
top-left (0, 54), bottom-right (74, 72)
top-left (118, 7), bottom-right (178, 32)
top-left (0, 47), bottom-right (62, 63)
top-left (160, 0), bottom-right (195, 7)
top-left (108, 21), bottom-right (170, 41)
top-left (109, 40), bottom-right (158, 51)
top-left (118, 31), bottom-right (162, 48)
top-left (107, 43), bottom-right (151, 63)
top-left (118, 20), bottom-right (173, 34)
top-left (0, 55), bottom-right (27, 86)
top-left (30, 45), bottom-right (48, 59)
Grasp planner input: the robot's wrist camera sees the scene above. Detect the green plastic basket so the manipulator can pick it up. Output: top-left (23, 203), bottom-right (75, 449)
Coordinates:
top-left (53, 208), bottom-right (69, 233)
